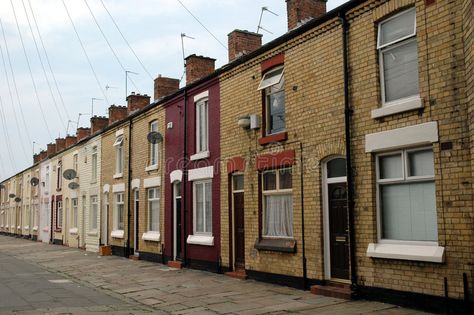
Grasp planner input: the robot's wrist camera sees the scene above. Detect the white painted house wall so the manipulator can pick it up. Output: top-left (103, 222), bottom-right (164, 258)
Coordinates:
top-left (39, 159), bottom-right (51, 243)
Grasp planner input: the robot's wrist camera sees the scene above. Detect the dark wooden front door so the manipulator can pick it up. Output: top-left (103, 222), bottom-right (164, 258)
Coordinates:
top-left (328, 183), bottom-right (350, 280)
top-left (174, 184), bottom-right (182, 260)
top-left (234, 192), bottom-right (245, 270)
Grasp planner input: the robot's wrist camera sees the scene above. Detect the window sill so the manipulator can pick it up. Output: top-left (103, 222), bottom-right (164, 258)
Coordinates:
top-left (69, 228), bottom-right (78, 235)
top-left (42, 226), bottom-right (49, 232)
top-left (142, 231), bottom-right (161, 242)
top-left (145, 164), bottom-right (158, 172)
top-left (186, 234), bottom-right (214, 246)
top-left (255, 238), bottom-right (296, 253)
top-left (87, 230), bottom-right (98, 236)
top-left (33, 226), bottom-right (38, 232)
top-left (24, 225), bottom-right (29, 231)
top-left (17, 225), bottom-right (21, 230)
top-left (111, 230), bottom-right (124, 239)
top-left (190, 151), bottom-right (210, 161)
top-left (113, 173), bottom-right (123, 179)
top-left (258, 132), bottom-right (287, 146)
top-left (371, 96), bottom-right (423, 119)
top-left (366, 243), bottom-right (445, 263)
top-left (54, 228), bottom-right (62, 233)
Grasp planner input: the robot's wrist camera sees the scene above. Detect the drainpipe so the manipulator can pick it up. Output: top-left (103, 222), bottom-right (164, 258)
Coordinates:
top-left (182, 88), bottom-right (188, 265)
top-left (126, 121), bottom-right (133, 257)
top-left (300, 142), bottom-right (307, 290)
top-left (340, 13), bottom-right (357, 295)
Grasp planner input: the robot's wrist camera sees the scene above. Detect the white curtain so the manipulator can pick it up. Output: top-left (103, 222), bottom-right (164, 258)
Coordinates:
top-left (264, 194), bottom-right (293, 237)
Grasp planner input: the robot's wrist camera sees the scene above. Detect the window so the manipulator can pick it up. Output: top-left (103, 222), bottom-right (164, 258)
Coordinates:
top-left (114, 135), bottom-right (124, 175)
top-left (72, 198), bottom-right (78, 228)
top-left (91, 147), bottom-right (98, 182)
top-left (56, 200), bottom-right (63, 229)
top-left (378, 8), bottom-right (419, 105)
top-left (193, 180), bottom-right (212, 235)
top-left (73, 154), bottom-right (78, 172)
top-left (114, 193), bottom-right (124, 230)
top-left (258, 66), bottom-right (285, 135)
top-left (377, 147), bottom-right (437, 242)
top-left (262, 168), bottom-right (293, 238)
top-left (149, 121), bottom-right (159, 166)
top-left (57, 161), bottom-right (62, 190)
top-left (90, 195), bottom-right (98, 230)
top-left (196, 99), bottom-right (208, 153)
top-left (147, 188), bottom-right (160, 232)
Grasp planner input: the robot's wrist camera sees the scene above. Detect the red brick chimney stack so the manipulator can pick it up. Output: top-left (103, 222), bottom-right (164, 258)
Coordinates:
top-left (286, 0), bottom-right (326, 30)
top-left (90, 116), bottom-right (109, 134)
top-left (108, 105), bottom-right (128, 124)
top-left (47, 143), bottom-right (57, 157)
top-left (185, 55), bottom-right (216, 85)
top-left (154, 75), bottom-right (180, 101)
top-left (33, 154), bottom-right (40, 164)
top-left (39, 150), bottom-right (47, 161)
top-left (65, 135), bottom-right (77, 147)
top-left (76, 127), bottom-right (91, 142)
top-left (228, 30), bottom-right (262, 62)
top-left (127, 92), bottom-right (150, 114)
top-left (55, 138), bottom-right (66, 152)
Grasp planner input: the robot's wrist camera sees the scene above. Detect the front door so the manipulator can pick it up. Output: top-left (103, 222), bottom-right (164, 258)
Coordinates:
top-left (133, 190), bottom-right (139, 255)
top-left (232, 174), bottom-right (245, 270)
top-left (173, 182), bottom-right (182, 260)
top-left (100, 193), bottom-right (108, 245)
top-left (328, 182), bottom-right (349, 280)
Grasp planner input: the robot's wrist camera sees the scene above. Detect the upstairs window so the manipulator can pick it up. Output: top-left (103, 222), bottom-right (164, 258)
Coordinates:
top-left (196, 99), bottom-right (209, 153)
top-left (114, 135), bottom-right (124, 175)
top-left (149, 121), bottom-right (159, 166)
top-left (258, 66), bottom-right (285, 135)
top-left (57, 161), bottom-right (62, 191)
top-left (91, 146), bottom-right (98, 182)
top-left (73, 154), bottom-right (78, 172)
top-left (377, 7), bottom-right (419, 105)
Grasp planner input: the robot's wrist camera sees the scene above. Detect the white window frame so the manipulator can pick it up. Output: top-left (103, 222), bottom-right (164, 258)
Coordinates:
top-left (259, 66), bottom-right (285, 135)
top-left (377, 7), bottom-right (420, 108)
top-left (192, 180), bottom-right (212, 236)
top-left (147, 188), bottom-right (160, 232)
top-left (114, 135), bottom-right (124, 177)
top-left (375, 146), bottom-right (437, 245)
top-left (57, 162), bottom-right (62, 190)
top-left (195, 98), bottom-right (209, 154)
top-left (73, 154), bottom-right (78, 172)
top-left (91, 147), bottom-right (98, 183)
top-left (71, 198), bottom-right (78, 229)
top-left (56, 200), bottom-right (63, 229)
top-left (262, 167), bottom-right (293, 239)
top-left (114, 193), bottom-right (124, 232)
top-left (90, 195), bottom-right (98, 231)
top-left (149, 121), bottom-right (159, 167)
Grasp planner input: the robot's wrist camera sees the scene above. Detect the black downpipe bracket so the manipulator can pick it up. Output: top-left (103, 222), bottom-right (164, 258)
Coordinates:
top-left (182, 88), bottom-right (188, 265)
top-left (300, 142), bottom-right (307, 290)
top-left (340, 13), bottom-right (357, 295)
top-left (126, 121), bottom-right (133, 257)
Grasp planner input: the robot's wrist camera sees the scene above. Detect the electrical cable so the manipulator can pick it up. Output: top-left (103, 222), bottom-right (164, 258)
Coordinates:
top-left (83, 0), bottom-right (140, 93)
top-left (175, 0), bottom-right (228, 51)
top-left (0, 19), bottom-right (30, 160)
top-left (26, 0), bottom-right (70, 122)
top-left (99, 0), bottom-right (154, 81)
top-left (20, 0), bottom-right (67, 133)
top-left (0, 95), bottom-right (17, 172)
top-left (62, 0), bottom-right (110, 106)
top-left (7, 0), bottom-right (53, 140)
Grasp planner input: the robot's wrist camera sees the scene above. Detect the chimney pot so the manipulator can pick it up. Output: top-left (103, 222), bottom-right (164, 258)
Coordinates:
top-left (185, 54), bottom-right (216, 85)
top-left (76, 127), bottom-right (91, 142)
top-left (65, 135), bottom-right (77, 147)
top-left (127, 93), bottom-right (150, 114)
top-left (108, 105), bottom-right (128, 124)
top-left (286, 0), bottom-right (327, 30)
top-left (228, 30), bottom-right (262, 62)
top-left (154, 76), bottom-right (180, 101)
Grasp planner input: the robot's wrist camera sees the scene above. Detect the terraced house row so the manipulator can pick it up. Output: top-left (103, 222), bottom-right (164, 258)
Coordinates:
top-left (1, 0), bottom-right (473, 312)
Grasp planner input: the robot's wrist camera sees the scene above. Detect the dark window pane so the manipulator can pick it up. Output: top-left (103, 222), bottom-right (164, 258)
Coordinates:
top-left (279, 169), bottom-right (292, 189)
top-left (233, 175), bottom-right (244, 191)
top-left (267, 90), bottom-right (285, 134)
top-left (263, 171), bottom-right (276, 191)
top-left (327, 158), bottom-right (346, 178)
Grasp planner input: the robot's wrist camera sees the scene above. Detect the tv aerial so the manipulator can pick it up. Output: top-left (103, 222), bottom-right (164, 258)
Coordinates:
top-left (257, 6), bottom-right (279, 34)
top-left (63, 169), bottom-right (77, 180)
top-left (147, 131), bottom-right (163, 144)
top-left (68, 182), bottom-right (79, 190)
top-left (30, 177), bottom-right (39, 187)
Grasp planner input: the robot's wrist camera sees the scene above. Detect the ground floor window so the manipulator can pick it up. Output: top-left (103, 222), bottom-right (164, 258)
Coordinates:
top-left (114, 193), bottom-right (124, 230)
top-left (90, 195), bottom-right (98, 230)
top-left (147, 188), bottom-right (160, 232)
top-left (193, 180), bottom-right (212, 235)
top-left (71, 198), bottom-right (78, 228)
top-left (56, 200), bottom-right (63, 229)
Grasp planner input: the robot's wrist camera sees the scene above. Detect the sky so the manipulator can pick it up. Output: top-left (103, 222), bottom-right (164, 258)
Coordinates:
top-left (0, 0), bottom-right (349, 181)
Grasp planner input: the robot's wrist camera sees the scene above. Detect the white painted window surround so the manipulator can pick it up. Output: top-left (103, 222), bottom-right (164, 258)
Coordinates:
top-left (142, 231), bottom-right (160, 242)
top-left (111, 230), bottom-right (124, 239)
top-left (188, 166), bottom-right (214, 181)
top-left (187, 234), bottom-right (214, 246)
top-left (170, 170), bottom-right (183, 183)
top-left (371, 96), bottom-right (423, 119)
top-left (115, 129), bottom-right (124, 137)
top-left (131, 179), bottom-right (140, 190)
top-left (193, 91), bottom-right (209, 102)
top-left (69, 227), bottom-right (78, 235)
top-left (365, 121), bottom-right (438, 153)
top-left (112, 183), bottom-right (125, 193)
top-left (367, 243), bottom-right (444, 263)
top-left (145, 164), bottom-right (158, 172)
top-left (190, 150), bottom-right (210, 161)
top-left (143, 176), bottom-right (161, 188)
top-left (103, 184), bottom-right (110, 193)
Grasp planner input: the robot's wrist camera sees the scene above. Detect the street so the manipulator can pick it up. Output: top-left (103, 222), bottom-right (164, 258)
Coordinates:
top-left (0, 236), bottom-right (431, 314)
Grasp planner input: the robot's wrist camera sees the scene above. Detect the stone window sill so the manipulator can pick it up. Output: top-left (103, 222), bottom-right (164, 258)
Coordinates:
top-left (69, 228), bottom-right (78, 235)
top-left (371, 96), bottom-right (423, 119)
top-left (190, 151), bottom-right (210, 161)
top-left (111, 230), bottom-right (124, 239)
top-left (33, 226), bottom-right (38, 232)
top-left (366, 243), bottom-right (445, 263)
top-left (145, 164), bottom-right (158, 172)
top-left (255, 238), bottom-right (296, 253)
top-left (186, 234), bottom-right (214, 246)
top-left (258, 132), bottom-right (287, 146)
top-left (142, 231), bottom-right (161, 242)
top-left (113, 173), bottom-right (123, 179)
top-left (88, 230), bottom-right (98, 236)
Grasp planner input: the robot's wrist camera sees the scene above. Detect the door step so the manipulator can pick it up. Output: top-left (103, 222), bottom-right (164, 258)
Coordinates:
top-left (128, 255), bottom-right (139, 261)
top-left (99, 245), bottom-right (112, 256)
top-left (167, 260), bottom-right (183, 269)
top-left (225, 270), bottom-right (247, 280)
top-left (310, 282), bottom-right (352, 300)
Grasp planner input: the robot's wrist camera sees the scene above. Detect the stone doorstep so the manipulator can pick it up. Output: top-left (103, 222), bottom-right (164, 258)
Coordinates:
top-left (167, 260), bottom-right (183, 269)
top-left (99, 245), bottom-right (112, 256)
top-left (310, 282), bottom-right (352, 300)
top-left (224, 270), bottom-right (248, 280)
top-left (129, 255), bottom-right (140, 261)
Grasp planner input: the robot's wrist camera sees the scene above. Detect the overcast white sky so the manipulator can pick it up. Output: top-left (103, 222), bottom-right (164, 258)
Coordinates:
top-left (0, 0), bottom-right (349, 180)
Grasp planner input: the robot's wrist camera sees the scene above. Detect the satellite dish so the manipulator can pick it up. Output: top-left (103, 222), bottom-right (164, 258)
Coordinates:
top-left (9, 193), bottom-right (15, 198)
top-left (147, 131), bottom-right (163, 144)
top-left (63, 169), bottom-right (77, 180)
top-left (14, 197), bottom-right (21, 203)
top-left (30, 177), bottom-right (39, 186)
top-left (68, 182), bottom-right (79, 190)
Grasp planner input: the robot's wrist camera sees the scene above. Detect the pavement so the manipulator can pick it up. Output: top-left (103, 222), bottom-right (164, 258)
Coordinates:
top-left (0, 235), bottom-right (432, 315)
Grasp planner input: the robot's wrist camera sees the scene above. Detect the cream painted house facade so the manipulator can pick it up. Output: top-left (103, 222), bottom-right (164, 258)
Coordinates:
top-left (38, 159), bottom-right (52, 243)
